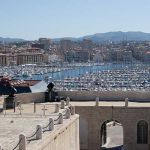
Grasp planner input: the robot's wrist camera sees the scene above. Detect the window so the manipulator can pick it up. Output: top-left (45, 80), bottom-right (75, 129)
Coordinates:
top-left (137, 120), bottom-right (148, 144)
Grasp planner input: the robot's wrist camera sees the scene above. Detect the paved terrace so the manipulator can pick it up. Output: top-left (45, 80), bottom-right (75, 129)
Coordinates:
top-left (0, 100), bottom-right (77, 150)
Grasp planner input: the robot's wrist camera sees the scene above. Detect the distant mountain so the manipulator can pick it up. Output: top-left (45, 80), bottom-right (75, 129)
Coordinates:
top-left (1, 31), bottom-right (150, 43)
top-left (53, 31), bottom-right (150, 43)
top-left (0, 37), bottom-right (25, 43)
top-left (82, 31), bottom-right (150, 43)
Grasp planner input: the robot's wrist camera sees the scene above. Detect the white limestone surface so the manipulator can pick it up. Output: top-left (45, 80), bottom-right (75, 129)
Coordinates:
top-left (0, 103), bottom-right (63, 149)
top-left (0, 102), bottom-right (79, 150)
top-left (0, 116), bottom-right (50, 150)
top-left (70, 101), bottom-right (150, 107)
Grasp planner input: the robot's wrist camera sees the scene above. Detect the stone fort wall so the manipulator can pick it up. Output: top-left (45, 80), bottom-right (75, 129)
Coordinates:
top-left (28, 115), bottom-right (80, 150)
top-left (58, 90), bottom-right (150, 101)
top-left (15, 92), bottom-right (45, 103)
top-left (76, 106), bottom-right (150, 150)
top-left (2, 91), bottom-right (150, 150)
top-left (11, 90), bottom-right (150, 104)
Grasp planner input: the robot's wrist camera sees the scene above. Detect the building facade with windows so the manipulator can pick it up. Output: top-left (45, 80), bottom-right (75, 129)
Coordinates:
top-left (0, 53), bottom-right (8, 66)
top-left (17, 53), bottom-right (47, 65)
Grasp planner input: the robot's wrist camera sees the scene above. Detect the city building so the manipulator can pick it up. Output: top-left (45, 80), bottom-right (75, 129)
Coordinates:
top-left (65, 50), bottom-right (76, 62)
top-left (31, 43), bottom-right (44, 49)
top-left (0, 53), bottom-right (8, 66)
top-left (75, 50), bottom-right (90, 62)
top-left (65, 50), bottom-right (90, 62)
top-left (123, 50), bottom-right (133, 63)
top-left (144, 51), bottom-right (150, 63)
top-left (93, 53), bottom-right (104, 63)
top-left (38, 38), bottom-right (52, 51)
top-left (111, 49), bottom-right (124, 62)
top-left (81, 39), bottom-right (93, 51)
top-left (26, 48), bottom-right (44, 53)
top-left (60, 39), bottom-right (73, 52)
top-left (16, 53), bottom-right (48, 65)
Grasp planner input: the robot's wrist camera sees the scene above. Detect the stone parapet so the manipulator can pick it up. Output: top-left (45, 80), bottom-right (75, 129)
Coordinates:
top-left (58, 90), bottom-right (150, 102)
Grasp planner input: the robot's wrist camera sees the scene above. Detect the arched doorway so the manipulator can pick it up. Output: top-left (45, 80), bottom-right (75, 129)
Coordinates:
top-left (100, 120), bottom-right (124, 150)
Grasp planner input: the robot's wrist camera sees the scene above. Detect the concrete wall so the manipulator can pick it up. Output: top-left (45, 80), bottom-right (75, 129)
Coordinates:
top-left (11, 90), bottom-right (150, 104)
top-left (28, 115), bottom-right (80, 150)
top-left (58, 91), bottom-right (150, 102)
top-left (76, 106), bottom-right (150, 150)
top-left (15, 92), bottom-right (45, 104)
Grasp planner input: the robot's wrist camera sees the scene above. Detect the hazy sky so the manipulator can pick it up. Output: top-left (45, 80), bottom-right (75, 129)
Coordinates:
top-left (0, 0), bottom-right (150, 40)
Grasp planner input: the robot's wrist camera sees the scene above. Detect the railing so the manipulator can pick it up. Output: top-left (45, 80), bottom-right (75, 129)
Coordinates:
top-left (12, 138), bottom-right (22, 150)
top-left (42, 119), bottom-right (53, 132)
top-left (26, 128), bottom-right (40, 141)
top-left (0, 103), bottom-right (57, 117)
top-left (0, 97), bottom-right (76, 150)
top-left (0, 98), bottom-right (71, 117)
top-left (54, 113), bottom-right (63, 125)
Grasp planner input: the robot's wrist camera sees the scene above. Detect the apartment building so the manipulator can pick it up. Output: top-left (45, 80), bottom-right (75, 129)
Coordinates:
top-left (17, 53), bottom-right (48, 65)
top-left (0, 53), bottom-right (8, 66)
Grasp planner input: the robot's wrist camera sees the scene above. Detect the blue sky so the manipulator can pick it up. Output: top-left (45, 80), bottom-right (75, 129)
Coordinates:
top-left (0, 0), bottom-right (150, 40)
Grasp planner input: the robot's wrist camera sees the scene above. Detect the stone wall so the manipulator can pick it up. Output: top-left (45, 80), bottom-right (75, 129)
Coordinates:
top-left (28, 115), bottom-right (80, 150)
top-left (76, 106), bottom-right (150, 150)
top-left (15, 92), bottom-right (45, 104)
top-left (10, 90), bottom-right (150, 104)
top-left (58, 91), bottom-right (150, 102)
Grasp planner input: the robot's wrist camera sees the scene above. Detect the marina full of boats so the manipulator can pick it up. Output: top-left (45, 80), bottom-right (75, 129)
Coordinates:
top-left (0, 63), bottom-right (150, 91)
top-left (53, 63), bottom-right (150, 91)
top-left (0, 64), bottom-right (72, 78)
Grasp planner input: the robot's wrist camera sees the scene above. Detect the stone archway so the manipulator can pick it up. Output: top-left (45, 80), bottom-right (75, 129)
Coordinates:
top-left (100, 120), bottom-right (124, 150)
top-left (76, 105), bottom-right (150, 150)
